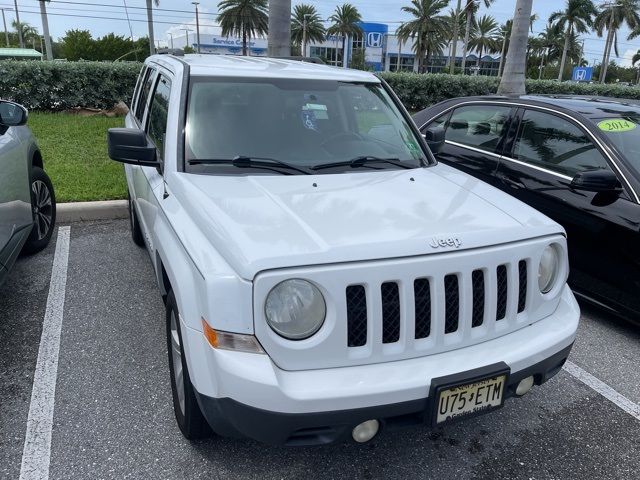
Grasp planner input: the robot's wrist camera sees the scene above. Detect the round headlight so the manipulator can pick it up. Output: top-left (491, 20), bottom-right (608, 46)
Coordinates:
top-left (265, 279), bottom-right (326, 340)
top-left (538, 244), bottom-right (560, 293)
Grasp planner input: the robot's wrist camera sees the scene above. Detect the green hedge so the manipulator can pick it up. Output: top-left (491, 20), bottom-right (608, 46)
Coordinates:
top-left (381, 72), bottom-right (640, 112)
top-left (0, 60), bottom-right (142, 110)
top-left (2, 60), bottom-right (640, 112)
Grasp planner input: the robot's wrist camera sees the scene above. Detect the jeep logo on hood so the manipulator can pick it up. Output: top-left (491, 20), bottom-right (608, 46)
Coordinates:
top-left (429, 237), bottom-right (462, 249)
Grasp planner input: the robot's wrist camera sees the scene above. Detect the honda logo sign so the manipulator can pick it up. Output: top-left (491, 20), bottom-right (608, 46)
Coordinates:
top-left (367, 32), bottom-right (383, 48)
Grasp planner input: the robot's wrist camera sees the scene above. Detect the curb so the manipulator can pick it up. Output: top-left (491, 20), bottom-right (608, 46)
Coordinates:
top-left (57, 200), bottom-right (128, 223)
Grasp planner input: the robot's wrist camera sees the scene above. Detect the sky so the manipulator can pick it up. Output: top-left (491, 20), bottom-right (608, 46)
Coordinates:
top-left (1, 0), bottom-right (638, 66)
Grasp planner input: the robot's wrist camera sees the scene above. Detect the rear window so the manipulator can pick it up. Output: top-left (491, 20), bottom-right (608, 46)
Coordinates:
top-left (594, 115), bottom-right (640, 177)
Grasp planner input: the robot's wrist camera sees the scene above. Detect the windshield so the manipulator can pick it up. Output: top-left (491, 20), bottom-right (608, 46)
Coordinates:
top-left (595, 114), bottom-right (640, 176)
top-left (185, 77), bottom-right (427, 174)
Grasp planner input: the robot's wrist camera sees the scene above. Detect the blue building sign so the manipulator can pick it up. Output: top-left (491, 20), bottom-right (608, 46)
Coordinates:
top-left (572, 66), bottom-right (593, 82)
top-left (357, 22), bottom-right (388, 71)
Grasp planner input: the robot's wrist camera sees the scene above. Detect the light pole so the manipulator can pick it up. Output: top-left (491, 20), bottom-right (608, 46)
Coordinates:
top-left (13, 0), bottom-right (23, 48)
top-left (182, 28), bottom-right (193, 50)
top-left (1, 8), bottom-right (9, 47)
top-left (301, 13), bottom-right (310, 57)
top-left (191, 2), bottom-right (201, 54)
top-left (168, 32), bottom-right (174, 49)
top-left (38, 0), bottom-right (53, 60)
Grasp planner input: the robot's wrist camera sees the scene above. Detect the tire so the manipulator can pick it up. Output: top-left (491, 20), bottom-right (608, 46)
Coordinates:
top-left (128, 192), bottom-right (145, 247)
top-left (166, 289), bottom-right (212, 439)
top-left (23, 167), bottom-right (56, 255)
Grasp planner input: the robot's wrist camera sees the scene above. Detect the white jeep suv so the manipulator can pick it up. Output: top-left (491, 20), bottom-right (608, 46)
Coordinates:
top-left (108, 54), bottom-right (580, 446)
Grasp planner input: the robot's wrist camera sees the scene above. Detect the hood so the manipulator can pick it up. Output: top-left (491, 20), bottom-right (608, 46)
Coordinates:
top-left (170, 165), bottom-right (561, 280)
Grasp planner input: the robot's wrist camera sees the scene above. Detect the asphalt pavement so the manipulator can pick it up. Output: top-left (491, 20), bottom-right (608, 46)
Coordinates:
top-left (1, 219), bottom-right (639, 480)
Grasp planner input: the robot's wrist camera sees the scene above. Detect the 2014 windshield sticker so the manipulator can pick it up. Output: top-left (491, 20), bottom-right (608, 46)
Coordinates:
top-left (597, 119), bottom-right (637, 132)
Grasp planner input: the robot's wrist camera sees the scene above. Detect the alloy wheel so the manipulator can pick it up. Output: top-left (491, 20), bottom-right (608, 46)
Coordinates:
top-left (32, 179), bottom-right (53, 241)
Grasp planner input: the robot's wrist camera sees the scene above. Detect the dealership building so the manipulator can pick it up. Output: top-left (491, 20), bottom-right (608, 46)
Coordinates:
top-left (171, 22), bottom-right (501, 75)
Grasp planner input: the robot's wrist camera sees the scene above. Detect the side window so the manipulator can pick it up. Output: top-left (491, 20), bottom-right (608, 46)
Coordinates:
top-left (147, 74), bottom-right (172, 160)
top-left (444, 105), bottom-right (512, 154)
top-left (514, 110), bottom-right (610, 176)
top-left (135, 68), bottom-right (155, 124)
top-left (130, 66), bottom-right (147, 115)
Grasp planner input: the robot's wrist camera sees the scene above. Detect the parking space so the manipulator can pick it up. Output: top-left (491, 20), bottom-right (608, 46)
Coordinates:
top-left (1, 219), bottom-right (640, 479)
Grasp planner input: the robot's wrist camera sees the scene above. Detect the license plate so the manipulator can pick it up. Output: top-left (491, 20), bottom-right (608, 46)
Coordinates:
top-left (435, 374), bottom-right (507, 425)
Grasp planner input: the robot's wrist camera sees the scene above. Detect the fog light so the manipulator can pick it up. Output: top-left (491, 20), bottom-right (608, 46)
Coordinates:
top-left (516, 376), bottom-right (535, 396)
top-left (352, 419), bottom-right (379, 443)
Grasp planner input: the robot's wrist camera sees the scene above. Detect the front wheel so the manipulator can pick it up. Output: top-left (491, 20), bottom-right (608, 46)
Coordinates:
top-left (166, 289), bottom-right (212, 439)
top-left (23, 167), bottom-right (56, 254)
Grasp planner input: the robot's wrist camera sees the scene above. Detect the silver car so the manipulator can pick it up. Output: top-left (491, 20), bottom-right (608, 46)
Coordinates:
top-left (0, 100), bottom-right (56, 287)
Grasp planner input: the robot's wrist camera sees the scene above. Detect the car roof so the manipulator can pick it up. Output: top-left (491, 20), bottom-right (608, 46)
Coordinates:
top-left (447, 94), bottom-right (640, 120)
top-left (148, 54), bottom-right (380, 82)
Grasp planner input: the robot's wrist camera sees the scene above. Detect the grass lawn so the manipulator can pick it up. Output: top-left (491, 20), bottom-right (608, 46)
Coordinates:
top-left (28, 113), bottom-right (127, 203)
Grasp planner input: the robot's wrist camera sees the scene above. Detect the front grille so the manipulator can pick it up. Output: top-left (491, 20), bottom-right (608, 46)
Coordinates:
top-left (346, 259), bottom-right (530, 348)
top-left (381, 282), bottom-right (400, 343)
top-left (518, 260), bottom-right (527, 313)
top-left (471, 269), bottom-right (485, 327)
top-left (444, 275), bottom-right (459, 334)
top-left (346, 285), bottom-right (367, 347)
top-left (414, 278), bottom-right (431, 339)
top-left (496, 265), bottom-right (508, 321)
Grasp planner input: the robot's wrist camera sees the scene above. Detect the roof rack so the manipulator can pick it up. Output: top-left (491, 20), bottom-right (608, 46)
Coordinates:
top-left (156, 48), bottom-right (184, 57)
top-left (273, 56), bottom-right (325, 64)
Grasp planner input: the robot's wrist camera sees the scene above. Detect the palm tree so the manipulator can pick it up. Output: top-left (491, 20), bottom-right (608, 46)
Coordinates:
top-left (632, 49), bottom-right (640, 83)
top-left (326, 3), bottom-right (363, 67)
top-left (268, 0), bottom-right (290, 56)
top-left (291, 4), bottom-right (325, 56)
top-left (11, 20), bottom-right (38, 45)
top-left (498, 14), bottom-right (535, 77)
top-left (497, 20), bottom-right (512, 76)
top-left (594, 0), bottom-right (640, 83)
top-left (549, 0), bottom-right (596, 81)
top-left (448, 0), bottom-right (462, 73)
top-left (461, 0), bottom-right (495, 73)
top-left (531, 23), bottom-right (564, 79)
top-left (397, 0), bottom-right (449, 73)
top-left (498, 0), bottom-right (534, 95)
top-left (446, 5), bottom-right (467, 72)
top-left (468, 14), bottom-right (499, 73)
top-left (218, 0), bottom-right (268, 56)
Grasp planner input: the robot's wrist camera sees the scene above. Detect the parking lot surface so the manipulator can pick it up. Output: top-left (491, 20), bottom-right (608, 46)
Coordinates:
top-left (1, 219), bottom-right (640, 479)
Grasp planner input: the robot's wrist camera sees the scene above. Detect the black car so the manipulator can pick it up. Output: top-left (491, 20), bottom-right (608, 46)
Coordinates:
top-left (413, 95), bottom-right (640, 322)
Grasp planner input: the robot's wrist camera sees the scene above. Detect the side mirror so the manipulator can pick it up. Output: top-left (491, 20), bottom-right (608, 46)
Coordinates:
top-left (107, 128), bottom-right (159, 166)
top-left (570, 169), bottom-right (622, 194)
top-left (423, 126), bottom-right (445, 155)
top-left (0, 100), bottom-right (28, 127)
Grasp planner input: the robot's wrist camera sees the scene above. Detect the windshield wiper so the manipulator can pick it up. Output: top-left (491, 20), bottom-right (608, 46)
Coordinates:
top-left (188, 156), bottom-right (313, 175)
top-left (312, 156), bottom-right (413, 171)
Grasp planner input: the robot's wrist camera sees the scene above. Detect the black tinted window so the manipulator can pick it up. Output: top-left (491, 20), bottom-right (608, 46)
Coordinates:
top-left (444, 105), bottom-right (511, 153)
top-left (147, 75), bottom-right (171, 159)
top-left (135, 68), bottom-right (155, 123)
top-left (514, 110), bottom-right (609, 176)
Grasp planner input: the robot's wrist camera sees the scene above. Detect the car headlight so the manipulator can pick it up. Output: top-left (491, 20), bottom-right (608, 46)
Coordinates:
top-left (538, 244), bottom-right (560, 293)
top-left (265, 279), bottom-right (326, 340)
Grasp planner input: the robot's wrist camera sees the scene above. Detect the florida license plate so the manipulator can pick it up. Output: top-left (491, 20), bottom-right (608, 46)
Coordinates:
top-left (435, 374), bottom-right (507, 425)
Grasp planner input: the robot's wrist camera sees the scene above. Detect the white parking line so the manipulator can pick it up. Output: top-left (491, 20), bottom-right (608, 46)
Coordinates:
top-left (19, 227), bottom-right (71, 480)
top-left (564, 360), bottom-right (640, 421)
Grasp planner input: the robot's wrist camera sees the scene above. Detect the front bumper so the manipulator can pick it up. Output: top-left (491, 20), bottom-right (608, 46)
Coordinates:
top-left (182, 285), bottom-right (579, 445)
top-left (194, 343), bottom-right (573, 445)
